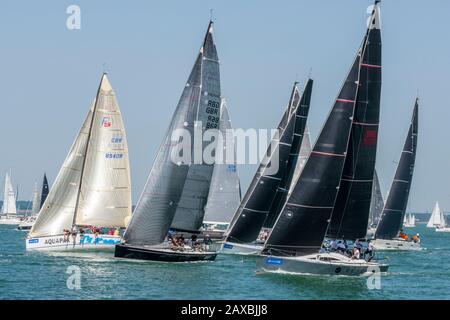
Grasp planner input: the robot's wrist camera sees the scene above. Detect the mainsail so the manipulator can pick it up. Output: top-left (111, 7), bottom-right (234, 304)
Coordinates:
top-left (75, 76), bottom-right (132, 227)
top-left (427, 202), bottom-right (442, 228)
top-left (170, 22), bottom-right (221, 232)
top-left (124, 21), bottom-right (221, 245)
top-left (29, 74), bottom-right (131, 237)
top-left (326, 2), bottom-right (382, 240)
top-left (203, 99), bottom-right (241, 224)
top-left (225, 84), bottom-right (299, 244)
top-left (2, 172), bottom-right (17, 215)
top-left (262, 22), bottom-right (365, 256)
top-left (375, 99), bottom-right (419, 240)
top-left (264, 79), bottom-right (313, 228)
top-left (39, 174), bottom-right (49, 209)
top-left (31, 183), bottom-right (40, 215)
top-left (368, 169), bottom-right (384, 228)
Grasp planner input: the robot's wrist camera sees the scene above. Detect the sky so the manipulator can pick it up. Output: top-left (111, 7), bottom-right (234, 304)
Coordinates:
top-left (0, 0), bottom-right (449, 213)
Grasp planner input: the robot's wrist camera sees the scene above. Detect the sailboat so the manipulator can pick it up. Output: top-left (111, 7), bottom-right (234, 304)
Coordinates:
top-left (201, 99), bottom-right (241, 238)
top-left (40, 173), bottom-right (49, 209)
top-left (403, 213), bottom-right (416, 228)
top-left (115, 21), bottom-right (222, 262)
top-left (427, 202), bottom-right (442, 228)
top-left (26, 74), bottom-right (132, 251)
top-left (367, 170), bottom-right (384, 237)
top-left (372, 99), bottom-right (420, 250)
top-left (222, 79), bottom-right (313, 255)
top-left (18, 174), bottom-right (50, 231)
top-left (0, 171), bottom-right (21, 225)
top-left (256, 2), bottom-right (388, 276)
top-left (431, 202), bottom-right (450, 232)
top-left (17, 182), bottom-right (42, 231)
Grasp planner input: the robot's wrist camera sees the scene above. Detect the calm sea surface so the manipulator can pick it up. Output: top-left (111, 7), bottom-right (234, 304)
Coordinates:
top-left (1, 224), bottom-right (449, 300)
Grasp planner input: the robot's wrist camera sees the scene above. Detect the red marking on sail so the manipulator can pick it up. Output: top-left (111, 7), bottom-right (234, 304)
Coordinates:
top-left (361, 63), bottom-right (382, 69)
top-left (336, 99), bottom-right (355, 103)
top-left (363, 129), bottom-right (378, 145)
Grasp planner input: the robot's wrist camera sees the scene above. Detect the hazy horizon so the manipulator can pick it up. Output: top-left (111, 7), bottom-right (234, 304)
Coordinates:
top-left (1, 0), bottom-right (449, 213)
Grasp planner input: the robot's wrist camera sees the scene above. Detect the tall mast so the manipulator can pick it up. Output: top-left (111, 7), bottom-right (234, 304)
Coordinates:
top-left (71, 73), bottom-right (107, 228)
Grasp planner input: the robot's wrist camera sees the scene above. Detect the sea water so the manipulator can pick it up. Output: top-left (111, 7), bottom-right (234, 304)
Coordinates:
top-left (1, 224), bottom-right (449, 299)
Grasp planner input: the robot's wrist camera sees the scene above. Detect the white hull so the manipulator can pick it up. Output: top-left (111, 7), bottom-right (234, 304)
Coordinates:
top-left (26, 234), bottom-right (121, 251)
top-left (0, 216), bottom-right (23, 225)
top-left (403, 224), bottom-right (415, 228)
top-left (221, 242), bottom-right (263, 255)
top-left (256, 252), bottom-right (389, 276)
top-left (435, 227), bottom-right (450, 233)
top-left (372, 238), bottom-right (422, 251)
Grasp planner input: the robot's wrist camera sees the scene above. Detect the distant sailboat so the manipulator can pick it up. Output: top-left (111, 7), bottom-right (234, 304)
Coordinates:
top-left (427, 202), bottom-right (442, 228)
top-left (0, 171), bottom-right (21, 225)
top-left (115, 21), bottom-right (221, 262)
top-left (31, 182), bottom-right (40, 215)
top-left (430, 202), bottom-right (450, 232)
top-left (26, 74), bottom-right (132, 251)
top-left (18, 174), bottom-right (51, 231)
top-left (222, 80), bottom-right (313, 255)
top-left (40, 174), bottom-right (49, 209)
top-left (257, 1), bottom-right (388, 276)
top-left (373, 99), bottom-right (420, 250)
top-left (403, 213), bottom-right (416, 228)
top-left (17, 182), bottom-right (41, 231)
top-left (202, 99), bottom-right (241, 235)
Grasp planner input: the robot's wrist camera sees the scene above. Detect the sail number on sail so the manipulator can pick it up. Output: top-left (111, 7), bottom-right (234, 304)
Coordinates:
top-left (206, 100), bottom-right (220, 129)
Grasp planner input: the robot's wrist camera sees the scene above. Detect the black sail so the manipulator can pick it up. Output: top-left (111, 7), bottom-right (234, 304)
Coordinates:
top-left (262, 53), bottom-right (361, 256)
top-left (326, 3), bottom-right (382, 240)
top-left (375, 99), bottom-right (418, 240)
top-left (263, 79), bottom-right (313, 228)
top-left (39, 173), bottom-right (49, 209)
top-left (225, 91), bottom-right (297, 244)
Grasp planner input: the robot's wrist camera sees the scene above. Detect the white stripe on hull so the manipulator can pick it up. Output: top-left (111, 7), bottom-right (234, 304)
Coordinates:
top-left (26, 234), bottom-right (121, 252)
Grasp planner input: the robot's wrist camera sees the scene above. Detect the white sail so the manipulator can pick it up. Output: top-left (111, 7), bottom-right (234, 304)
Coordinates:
top-left (29, 107), bottom-right (93, 237)
top-left (75, 75), bottom-right (132, 228)
top-left (411, 214), bottom-right (415, 226)
top-left (289, 124), bottom-right (311, 194)
top-left (203, 99), bottom-right (241, 224)
top-left (427, 202), bottom-right (442, 228)
top-left (31, 182), bottom-right (40, 215)
top-left (30, 73), bottom-right (131, 238)
top-left (2, 172), bottom-right (17, 215)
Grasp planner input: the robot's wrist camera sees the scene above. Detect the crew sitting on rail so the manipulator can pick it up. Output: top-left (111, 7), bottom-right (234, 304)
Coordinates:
top-left (399, 229), bottom-right (409, 240)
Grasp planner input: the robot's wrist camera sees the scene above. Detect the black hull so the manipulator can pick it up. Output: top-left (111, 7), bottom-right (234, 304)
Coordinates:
top-left (114, 244), bottom-right (217, 262)
top-left (17, 226), bottom-right (32, 231)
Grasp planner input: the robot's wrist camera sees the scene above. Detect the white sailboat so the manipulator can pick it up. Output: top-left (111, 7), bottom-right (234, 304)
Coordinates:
top-left (403, 213), bottom-right (416, 228)
top-left (0, 171), bottom-right (21, 225)
top-left (432, 202), bottom-right (450, 232)
top-left (17, 182), bottom-right (40, 231)
top-left (427, 202), bottom-right (443, 228)
top-left (26, 74), bottom-right (132, 251)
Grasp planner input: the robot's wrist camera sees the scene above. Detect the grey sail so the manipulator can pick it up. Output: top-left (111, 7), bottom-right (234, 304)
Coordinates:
top-left (124, 22), bottom-right (220, 245)
top-left (203, 100), bottom-right (241, 223)
top-left (170, 22), bottom-right (221, 231)
top-left (368, 169), bottom-right (384, 228)
top-left (289, 125), bottom-right (311, 193)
